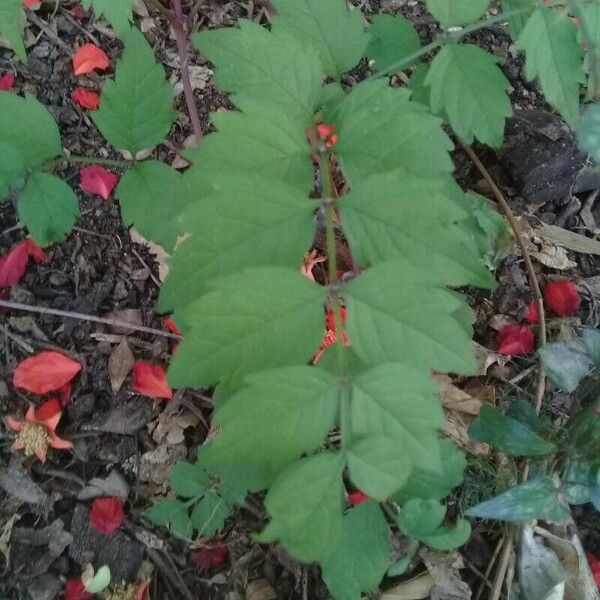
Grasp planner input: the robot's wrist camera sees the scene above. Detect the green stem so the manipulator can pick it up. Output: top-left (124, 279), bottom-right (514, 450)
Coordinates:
top-left (44, 154), bottom-right (132, 170)
top-left (368, 8), bottom-right (531, 82)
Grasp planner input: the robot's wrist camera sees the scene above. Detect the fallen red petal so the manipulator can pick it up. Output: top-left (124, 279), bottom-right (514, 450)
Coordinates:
top-left (0, 239), bottom-right (48, 290)
top-left (497, 324), bottom-right (534, 355)
top-left (64, 578), bottom-right (93, 600)
top-left (544, 280), bottom-right (581, 316)
top-left (192, 544), bottom-right (229, 569)
top-left (34, 397), bottom-right (62, 422)
top-left (71, 87), bottom-right (100, 110)
top-left (80, 165), bottom-right (118, 200)
top-left (72, 44), bottom-right (110, 76)
top-left (89, 496), bottom-right (124, 534)
top-left (348, 491), bottom-right (369, 506)
top-left (163, 317), bottom-right (182, 336)
top-left (13, 351), bottom-right (82, 394)
top-left (0, 73), bottom-right (15, 91)
top-left (524, 301), bottom-right (539, 324)
top-left (23, 0), bottom-right (40, 7)
top-left (132, 362), bottom-right (172, 399)
top-left (587, 553), bottom-right (600, 589)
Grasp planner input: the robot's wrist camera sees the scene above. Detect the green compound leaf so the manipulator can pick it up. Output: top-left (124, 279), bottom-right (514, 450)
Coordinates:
top-left (517, 8), bottom-right (584, 126)
top-left (426, 0), bottom-right (491, 27)
top-left (201, 368), bottom-right (340, 482)
top-left (426, 43), bottom-right (512, 147)
top-left (0, 0), bottom-right (26, 61)
top-left (184, 104), bottom-right (314, 195)
top-left (169, 461), bottom-right (210, 498)
top-left (395, 439), bottom-right (466, 502)
top-left (168, 268), bottom-right (327, 388)
top-left (347, 436), bottom-right (411, 501)
top-left (257, 452), bottom-right (345, 562)
top-left (272, 0), bottom-right (369, 76)
top-left (349, 364), bottom-right (444, 476)
top-left (18, 173), bottom-right (79, 247)
top-left (194, 20), bottom-right (322, 126)
top-left (330, 80), bottom-right (454, 184)
top-left (321, 503), bottom-right (390, 600)
top-left (467, 476), bottom-right (570, 523)
top-left (397, 499), bottom-right (446, 537)
top-left (538, 341), bottom-right (592, 392)
top-left (469, 404), bottom-right (556, 456)
top-left (81, 0), bottom-right (135, 35)
top-left (578, 104), bottom-right (600, 163)
top-left (0, 93), bottom-right (62, 199)
top-left (339, 171), bottom-right (495, 288)
top-left (144, 499), bottom-right (193, 538)
top-left (116, 161), bottom-right (189, 253)
top-left (344, 261), bottom-right (477, 375)
top-left (367, 13), bottom-right (421, 71)
top-left (158, 177), bottom-right (316, 312)
top-left (190, 492), bottom-right (229, 537)
top-left (93, 27), bottom-right (177, 154)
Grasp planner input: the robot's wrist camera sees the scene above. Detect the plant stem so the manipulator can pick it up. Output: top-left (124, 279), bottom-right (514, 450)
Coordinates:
top-left (44, 154), bottom-right (132, 170)
top-left (368, 8), bottom-right (530, 82)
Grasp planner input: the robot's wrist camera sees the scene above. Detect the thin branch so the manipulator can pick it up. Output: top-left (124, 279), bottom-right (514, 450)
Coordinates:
top-left (0, 299), bottom-right (180, 340)
top-left (458, 141), bottom-right (547, 414)
top-left (489, 532), bottom-right (513, 600)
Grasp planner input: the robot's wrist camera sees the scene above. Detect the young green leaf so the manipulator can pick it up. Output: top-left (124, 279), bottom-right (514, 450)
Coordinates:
top-left (193, 20), bottom-right (322, 126)
top-left (578, 104), bottom-right (600, 164)
top-left (257, 452), bottom-right (345, 562)
top-left (367, 13), bottom-right (421, 71)
top-left (344, 261), bottom-right (477, 375)
top-left (468, 404), bottom-right (556, 456)
top-left (93, 27), bottom-right (177, 154)
top-left (144, 498), bottom-right (192, 538)
top-left (18, 173), bottom-right (79, 246)
top-left (426, 43), bottom-right (512, 147)
top-left (426, 0), bottom-right (491, 27)
top-left (167, 268), bottom-right (327, 388)
top-left (338, 171), bottom-right (495, 288)
top-left (190, 492), bottom-right (229, 537)
top-left (81, 0), bottom-right (135, 35)
top-left (0, 94), bottom-right (62, 198)
top-left (201, 368), bottom-right (340, 480)
top-left (158, 177), bottom-right (317, 312)
top-left (505, 398), bottom-right (546, 434)
top-left (321, 503), bottom-right (390, 600)
top-left (116, 161), bottom-right (189, 252)
top-left (272, 0), bottom-right (369, 76)
top-left (467, 476), bottom-right (570, 522)
top-left (517, 8), bottom-right (584, 126)
top-left (169, 461), bottom-right (210, 498)
top-left (420, 520), bottom-right (471, 551)
top-left (0, 0), bottom-right (26, 61)
top-left (538, 341), bottom-right (592, 392)
top-left (396, 499), bottom-right (446, 538)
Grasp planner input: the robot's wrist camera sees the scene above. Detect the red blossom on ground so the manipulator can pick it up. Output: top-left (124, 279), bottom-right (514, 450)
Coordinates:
top-left (90, 496), bottom-right (125, 534)
top-left (72, 44), bottom-right (110, 75)
top-left (348, 491), bottom-right (369, 506)
top-left (496, 324), bottom-right (534, 355)
top-left (0, 238), bottom-right (48, 290)
top-left (80, 165), bottom-right (118, 200)
top-left (13, 351), bottom-right (82, 394)
top-left (588, 553), bottom-right (600, 589)
top-left (6, 398), bottom-right (72, 463)
top-left (524, 301), bottom-right (539, 324)
top-left (0, 73), bottom-right (15, 91)
top-left (64, 578), bottom-right (92, 600)
top-left (544, 280), bottom-right (581, 316)
top-left (72, 87), bottom-right (100, 110)
top-left (317, 122), bottom-right (339, 148)
top-left (192, 544), bottom-right (229, 569)
top-left (132, 361), bottom-right (172, 399)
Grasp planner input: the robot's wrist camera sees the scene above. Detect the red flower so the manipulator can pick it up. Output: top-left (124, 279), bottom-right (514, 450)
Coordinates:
top-left (132, 362), bottom-right (172, 399)
top-left (13, 351), bottom-right (82, 394)
top-left (72, 87), bottom-right (100, 110)
top-left (524, 301), bottom-right (539, 324)
top-left (348, 491), bottom-right (369, 506)
top-left (544, 280), bottom-right (581, 316)
top-left (72, 44), bottom-right (110, 76)
top-left (6, 398), bottom-right (72, 463)
top-left (316, 123), bottom-right (338, 148)
top-left (80, 165), bottom-right (118, 200)
top-left (90, 496), bottom-right (124, 534)
top-left (64, 578), bottom-right (92, 600)
top-left (192, 544), bottom-right (229, 569)
top-left (0, 73), bottom-right (15, 91)
top-left (496, 324), bottom-right (534, 355)
top-left (587, 553), bottom-right (600, 589)
top-left (0, 238), bottom-right (48, 290)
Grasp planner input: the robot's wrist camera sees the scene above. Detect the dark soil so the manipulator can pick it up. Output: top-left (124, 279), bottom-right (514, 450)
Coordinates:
top-left (1, 1), bottom-right (600, 599)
